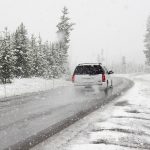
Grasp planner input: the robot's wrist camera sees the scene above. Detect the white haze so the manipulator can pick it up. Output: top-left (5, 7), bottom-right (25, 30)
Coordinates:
top-left (0, 0), bottom-right (150, 68)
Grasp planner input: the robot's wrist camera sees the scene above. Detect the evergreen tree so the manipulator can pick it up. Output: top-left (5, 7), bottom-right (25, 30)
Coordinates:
top-left (0, 28), bottom-right (13, 83)
top-left (11, 23), bottom-right (30, 77)
top-left (51, 42), bottom-right (62, 78)
top-left (42, 41), bottom-right (52, 78)
top-left (56, 6), bottom-right (75, 75)
top-left (36, 34), bottom-right (45, 77)
top-left (29, 34), bottom-right (38, 76)
top-left (144, 16), bottom-right (150, 65)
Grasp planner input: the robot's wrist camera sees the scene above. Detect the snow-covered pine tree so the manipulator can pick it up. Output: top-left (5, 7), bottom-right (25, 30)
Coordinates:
top-left (29, 34), bottom-right (39, 76)
top-left (56, 6), bottom-right (75, 76)
top-left (49, 42), bottom-right (59, 78)
top-left (144, 16), bottom-right (150, 65)
top-left (52, 42), bottom-right (63, 78)
top-left (33, 35), bottom-right (46, 77)
top-left (42, 40), bottom-right (52, 78)
top-left (0, 28), bottom-right (13, 83)
top-left (11, 23), bottom-right (30, 78)
top-left (36, 34), bottom-right (45, 77)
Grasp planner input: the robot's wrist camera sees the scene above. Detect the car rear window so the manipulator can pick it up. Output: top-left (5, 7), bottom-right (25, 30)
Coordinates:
top-left (74, 65), bottom-right (104, 75)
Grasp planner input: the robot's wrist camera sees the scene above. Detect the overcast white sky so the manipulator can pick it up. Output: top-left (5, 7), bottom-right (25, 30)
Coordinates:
top-left (0, 0), bottom-right (150, 67)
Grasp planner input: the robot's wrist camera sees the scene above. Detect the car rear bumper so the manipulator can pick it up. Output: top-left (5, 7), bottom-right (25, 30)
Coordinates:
top-left (73, 82), bottom-right (107, 87)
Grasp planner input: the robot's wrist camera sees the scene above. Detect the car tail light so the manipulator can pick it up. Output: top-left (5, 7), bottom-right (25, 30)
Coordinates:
top-left (102, 74), bottom-right (105, 82)
top-left (72, 74), bottom-right (75, 82)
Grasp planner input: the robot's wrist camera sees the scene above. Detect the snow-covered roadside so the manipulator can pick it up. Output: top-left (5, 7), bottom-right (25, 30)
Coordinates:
top-left (32, 73), bottom-right (150, 150)
top-left (0, 77), bottom-right (72, 99)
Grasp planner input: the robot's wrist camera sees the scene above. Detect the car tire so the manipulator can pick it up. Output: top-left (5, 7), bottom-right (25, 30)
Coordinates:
top-left (106, 80), bottom-right (109, 89)
top-left (110, 80), bottom-right (113, 88)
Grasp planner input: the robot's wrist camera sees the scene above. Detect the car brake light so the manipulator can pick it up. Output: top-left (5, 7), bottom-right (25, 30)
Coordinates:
top-left (102, 74), bottom-right (105, 82)
top-left (72, 74), bottom-right (75, 82)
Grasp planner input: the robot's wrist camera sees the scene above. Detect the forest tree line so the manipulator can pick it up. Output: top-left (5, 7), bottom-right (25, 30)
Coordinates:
top-left (144, 16), bottom-right (150, 67)
top-left (0, 7), bottom-right (74, 83)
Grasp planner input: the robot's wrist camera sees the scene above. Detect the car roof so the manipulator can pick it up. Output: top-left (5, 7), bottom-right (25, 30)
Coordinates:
top-left (77, 63), bottom-right (103, 66)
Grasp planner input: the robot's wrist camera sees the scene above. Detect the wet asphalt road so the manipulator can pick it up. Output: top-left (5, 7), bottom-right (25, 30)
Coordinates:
top-left (0, 77), bottom-right (132, 150)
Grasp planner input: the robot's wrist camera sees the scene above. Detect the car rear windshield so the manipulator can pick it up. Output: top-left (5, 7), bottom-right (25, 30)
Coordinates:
top-left (74, 65), bottom-right (104, 75)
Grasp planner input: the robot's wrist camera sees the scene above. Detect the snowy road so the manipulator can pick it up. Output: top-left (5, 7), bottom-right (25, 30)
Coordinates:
top-left (0, 77), bottom-right (132, 150)
top-left (31, 74), bottom-right (150, 150)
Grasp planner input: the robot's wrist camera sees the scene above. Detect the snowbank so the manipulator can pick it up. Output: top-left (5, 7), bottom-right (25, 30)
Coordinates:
top-left (0, 77), bottom-right (72, 99)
